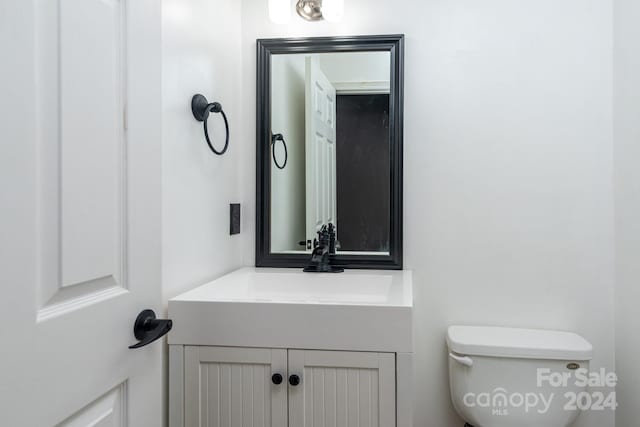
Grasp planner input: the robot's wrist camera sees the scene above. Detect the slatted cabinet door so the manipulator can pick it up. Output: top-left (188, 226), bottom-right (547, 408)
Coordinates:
top-left (288, 350), bottom-right (396, 427)
top-left (185, 346), bottom-right (288, 427)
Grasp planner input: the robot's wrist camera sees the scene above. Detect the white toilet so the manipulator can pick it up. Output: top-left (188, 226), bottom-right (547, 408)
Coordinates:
top-left (447, 326), bottom-right (593, 427)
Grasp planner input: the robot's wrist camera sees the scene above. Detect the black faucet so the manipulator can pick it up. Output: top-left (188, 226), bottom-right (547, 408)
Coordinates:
top-left (303, 224), bottom-right (344, 273)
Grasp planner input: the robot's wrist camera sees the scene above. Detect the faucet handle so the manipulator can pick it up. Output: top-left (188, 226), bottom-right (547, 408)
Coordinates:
top-left (317, 225), bottom-right (329, 246)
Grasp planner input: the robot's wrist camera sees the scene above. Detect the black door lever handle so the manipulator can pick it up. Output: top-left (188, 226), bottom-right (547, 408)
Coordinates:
top-left (129, 309), bottom-right (173, 349)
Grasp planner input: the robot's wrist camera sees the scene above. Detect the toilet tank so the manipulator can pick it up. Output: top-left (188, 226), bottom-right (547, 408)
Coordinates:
top-left (446, 326), bottom-right (595, 427)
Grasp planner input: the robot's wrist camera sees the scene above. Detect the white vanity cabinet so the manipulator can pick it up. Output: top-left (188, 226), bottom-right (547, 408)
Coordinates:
top-left (168, 268), bottom-right (413, 427)
top-left (288, 349), bottom-right (396, 427)
top-left (177, 346), bottom-right (396, 427)
top-left (183, 346), bottom-right (288, 426)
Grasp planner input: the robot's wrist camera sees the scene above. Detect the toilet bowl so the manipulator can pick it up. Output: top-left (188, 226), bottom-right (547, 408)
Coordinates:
top-left (447, 326), bottom-right (593, 427)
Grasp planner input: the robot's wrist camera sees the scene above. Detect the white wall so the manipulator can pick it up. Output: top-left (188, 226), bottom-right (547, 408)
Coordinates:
top-left (271, 55), bottom-right (307, 251)
top-left (162, 0), bottom-right (244, 300)
top-left (614, 0), bottom-right (640, 424)
top-left (162, 1), bottom-right (244, 424)
top-left (239, 1), bottom-right (615, 426)
top-left (319, 51), bottom-right (390, 85)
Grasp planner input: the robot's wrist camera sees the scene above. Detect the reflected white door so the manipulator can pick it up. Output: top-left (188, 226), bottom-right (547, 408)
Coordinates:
top-left (305, 56), bottom-right (337, 243)
top-left (0, 0), bottom-right (162, 425)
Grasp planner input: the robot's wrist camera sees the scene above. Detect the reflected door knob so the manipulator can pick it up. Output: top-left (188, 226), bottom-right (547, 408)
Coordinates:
top-left (272, 373), bottom-right (283, 385)
top-left (289, 374), bottom-right (301, 386)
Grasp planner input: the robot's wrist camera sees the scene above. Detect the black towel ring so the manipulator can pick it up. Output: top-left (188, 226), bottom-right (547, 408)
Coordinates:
top-left (191, 94), bottom-right (229, 155)
top-left (271, 133), bottom-right (288, 169)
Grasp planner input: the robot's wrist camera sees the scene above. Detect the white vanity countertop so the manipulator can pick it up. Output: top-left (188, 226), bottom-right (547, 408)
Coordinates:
top-left (171, 267), bottom-right (412, 307)
top-left (169, 267), bottom-right (413, 353)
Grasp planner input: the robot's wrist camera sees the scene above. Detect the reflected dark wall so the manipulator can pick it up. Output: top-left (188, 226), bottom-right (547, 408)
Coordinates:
top-left (336, 94), bottom-right (390, 252)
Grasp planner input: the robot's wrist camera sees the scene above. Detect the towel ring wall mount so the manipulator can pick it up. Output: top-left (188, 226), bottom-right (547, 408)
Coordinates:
top-left (191, 94), bottom-right (229, 155)
top-left (271, 133), bottom-right (288, 169)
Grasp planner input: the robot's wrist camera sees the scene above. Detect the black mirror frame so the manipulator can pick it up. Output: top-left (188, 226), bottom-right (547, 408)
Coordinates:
top-left (256, 34), bottom-right (404, 270)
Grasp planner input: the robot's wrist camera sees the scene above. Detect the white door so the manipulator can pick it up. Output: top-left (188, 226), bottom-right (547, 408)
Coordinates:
top-left (184, 346), bottom-right (288, 427)
top-left (305, 56), bottom-right (338, 243)
top-left (0, 0), bottom-right (162, 425)
top-left (288, 350), bottom-right (396, 427)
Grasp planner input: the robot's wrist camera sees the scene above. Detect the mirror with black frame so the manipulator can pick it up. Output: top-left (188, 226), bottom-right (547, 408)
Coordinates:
top-left (256, 35), bottom-right (404, 270)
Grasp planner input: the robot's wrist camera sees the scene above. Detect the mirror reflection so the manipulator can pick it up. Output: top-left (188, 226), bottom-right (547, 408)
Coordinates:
top-left (270, 51), bottom-right (391, 255)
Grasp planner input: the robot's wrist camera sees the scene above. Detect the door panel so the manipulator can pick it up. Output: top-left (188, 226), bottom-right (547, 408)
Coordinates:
top-left (56, 384), bottom-right (126, 427)
top-left (37, 0), bottom-right (127, 319)
top-left (288, 350), bottom-right (396, 427)
top-left (0, 0), bottom-right (162, 425)
top-left (58, 0), bottom-right (124, 289)
top-left (184, 346), bottom-right (288, 427)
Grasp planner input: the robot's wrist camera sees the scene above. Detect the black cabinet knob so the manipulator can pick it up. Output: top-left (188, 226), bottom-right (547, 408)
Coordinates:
top-left (289, 374), bottom-right (301, 386)
top-left (272, 373), bottom-right (283, 385)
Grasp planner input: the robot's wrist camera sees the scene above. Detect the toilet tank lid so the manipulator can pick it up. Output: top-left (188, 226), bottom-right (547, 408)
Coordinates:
top-left (446, 326), bottom-right (593, 361)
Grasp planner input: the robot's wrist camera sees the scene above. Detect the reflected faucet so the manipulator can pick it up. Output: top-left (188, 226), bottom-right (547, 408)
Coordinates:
top-left (303, 224), bottom-right (344, 273)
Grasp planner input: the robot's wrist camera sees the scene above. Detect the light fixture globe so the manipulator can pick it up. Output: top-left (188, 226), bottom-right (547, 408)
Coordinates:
top-left (321, 0), bottom-right (343, 22)
top-left (296, 0), bottom-right (323, 21)
top-left (269, 0), bottom-right (291, 23)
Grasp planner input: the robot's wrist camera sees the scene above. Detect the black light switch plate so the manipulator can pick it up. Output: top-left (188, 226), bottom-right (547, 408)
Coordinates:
top-left (230, 203), bottom-right (240, 235)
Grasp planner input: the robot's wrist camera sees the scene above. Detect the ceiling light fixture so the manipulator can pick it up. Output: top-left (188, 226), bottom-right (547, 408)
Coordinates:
top-left (268, 0), bottom-right (344, 23)
top-left (296, 0), bottom-right (323, 21)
